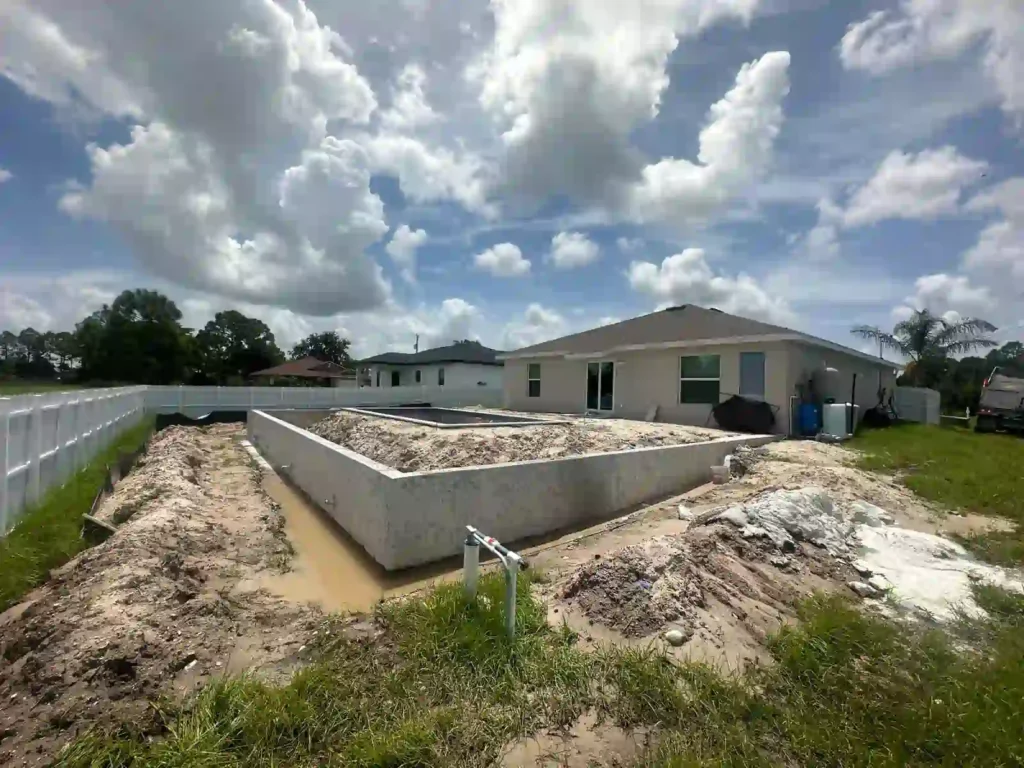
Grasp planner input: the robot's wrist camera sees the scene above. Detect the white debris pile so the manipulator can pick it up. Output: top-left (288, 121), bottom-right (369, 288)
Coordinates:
top-left (710, 487), bottom-right (866, 556)
top-left (855, 526), bottom-right (1022, 621)
top-left (709, 487), bottom-right (1024, 622)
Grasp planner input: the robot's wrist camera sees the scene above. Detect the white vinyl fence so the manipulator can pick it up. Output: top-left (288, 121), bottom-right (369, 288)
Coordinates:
top-left (143, 385), bottom-right (504, 414)
top-left (1, 388), bottom-right (147, 533)
top-left (0, 384), bottom-right (503, 534)
top-left (894, 387), bottom-right (941, 425)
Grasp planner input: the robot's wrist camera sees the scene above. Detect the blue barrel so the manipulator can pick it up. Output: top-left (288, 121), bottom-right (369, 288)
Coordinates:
top-left (799, 403), bottom-right (821, 436)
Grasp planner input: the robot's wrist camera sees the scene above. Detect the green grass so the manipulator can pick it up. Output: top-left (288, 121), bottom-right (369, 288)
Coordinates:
top-left (849, 423), bottom-right (1024, 565)
top-left (0, 418), bottom-right (154, 612)
top-left (57, 577), bottom-right (1024, 768)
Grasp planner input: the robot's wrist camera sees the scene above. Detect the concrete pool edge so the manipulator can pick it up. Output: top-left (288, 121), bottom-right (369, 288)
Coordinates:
top-left (339, 405), bottom-right (570, 428)
top-left (247, 409), bottom-right (781, 571)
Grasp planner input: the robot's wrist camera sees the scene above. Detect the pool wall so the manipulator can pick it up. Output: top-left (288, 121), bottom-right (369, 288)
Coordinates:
top-left (248, 409), bottom-right (781, 570)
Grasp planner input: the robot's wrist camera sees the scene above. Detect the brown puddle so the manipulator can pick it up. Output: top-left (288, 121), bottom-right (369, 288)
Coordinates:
top-left (259, 472), bottom-right (458, 613)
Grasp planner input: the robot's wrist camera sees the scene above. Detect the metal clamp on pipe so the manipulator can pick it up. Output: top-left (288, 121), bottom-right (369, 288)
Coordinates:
top-left (463, 525), bottom-right (529, 637)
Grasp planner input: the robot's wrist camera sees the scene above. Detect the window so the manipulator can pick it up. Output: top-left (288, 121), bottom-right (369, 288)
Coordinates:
top-left (680, 355), bottom-right (720, 404)
top-left (375, 369), bottom-right (380, 387)
top-left (739, 352), bottom-right (765, 398)
top-left (391, 370), bottom-right (401, 387)
top-left (438, 367), bottom-right (445, 386)
top-left (528, 363), bottom-right (541, 397)
top-left (415, 370), bottom-right (421, 384)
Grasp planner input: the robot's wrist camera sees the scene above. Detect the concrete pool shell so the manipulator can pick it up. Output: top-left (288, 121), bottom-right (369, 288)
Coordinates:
top-left (339, 405), bottom-right (565, 428)
top-left (248, 409), bottom-right (781, 570)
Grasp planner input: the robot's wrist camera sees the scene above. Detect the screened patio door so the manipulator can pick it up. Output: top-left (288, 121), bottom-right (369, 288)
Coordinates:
top-left (586, 361), bottom-right (615, 411)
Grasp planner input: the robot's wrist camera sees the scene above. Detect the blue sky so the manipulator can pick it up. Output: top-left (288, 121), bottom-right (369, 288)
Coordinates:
top-left (1, 0), bottom-right (1021, 357)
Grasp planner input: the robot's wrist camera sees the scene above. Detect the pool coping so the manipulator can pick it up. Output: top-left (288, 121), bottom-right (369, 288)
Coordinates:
top-left (339, 405), bottom-right (571, 429)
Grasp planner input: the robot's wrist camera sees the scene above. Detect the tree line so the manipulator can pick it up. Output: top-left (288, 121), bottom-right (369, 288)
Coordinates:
top-left (853, 309), bottom-right (1024, 414)
top-left (1, 289), bottom-right (353, 386)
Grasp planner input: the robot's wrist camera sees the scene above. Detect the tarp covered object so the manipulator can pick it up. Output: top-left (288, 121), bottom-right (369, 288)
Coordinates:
top-left (712, 395), bottom-right (776, 434)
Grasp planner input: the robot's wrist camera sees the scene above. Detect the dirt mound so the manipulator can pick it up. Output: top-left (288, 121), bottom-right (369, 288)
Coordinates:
top-left (308, 412), bottom-right (724, 472)
top-left (560, 521), bottom-right (850, 642)
top-left (0, 425), bottom-right (319, 766)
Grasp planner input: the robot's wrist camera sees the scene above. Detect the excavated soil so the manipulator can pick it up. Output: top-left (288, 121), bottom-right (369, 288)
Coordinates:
top-left (307, 411), bottom-right (730, 472)
top-left (0, 425), bottom-right (320, 767)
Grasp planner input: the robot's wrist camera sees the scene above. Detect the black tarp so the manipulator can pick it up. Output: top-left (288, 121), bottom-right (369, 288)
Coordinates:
top-left (712, 395), bottom-right (776, 434)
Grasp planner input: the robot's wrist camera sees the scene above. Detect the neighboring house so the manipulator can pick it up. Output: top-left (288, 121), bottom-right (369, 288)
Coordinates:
top-left (499, 305), bottom-right (899, 435)
top-left (360, 341), bottom-right (504, 389)
top-left (250, 356), bottom-right (358, 388)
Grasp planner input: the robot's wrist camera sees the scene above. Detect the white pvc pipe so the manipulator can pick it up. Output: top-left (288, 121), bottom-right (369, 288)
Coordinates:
top-left (463, 535), bottom-right (480, 600)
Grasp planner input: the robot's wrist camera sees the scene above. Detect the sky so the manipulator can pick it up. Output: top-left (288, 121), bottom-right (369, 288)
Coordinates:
top-left (0, 0), bottom-right (1021, 358)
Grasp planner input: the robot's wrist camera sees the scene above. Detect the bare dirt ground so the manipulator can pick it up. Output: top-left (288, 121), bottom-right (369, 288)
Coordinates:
top-left (307, 410), bottom-right (733, 472)
top-left (0, 425), bottom-right (321, 766)
top-left (526, 439), bottom-right (1019, 676)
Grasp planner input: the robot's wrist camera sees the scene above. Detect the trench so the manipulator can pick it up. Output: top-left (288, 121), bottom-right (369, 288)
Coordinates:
top-left (257, 470), bottom-right (458, 612)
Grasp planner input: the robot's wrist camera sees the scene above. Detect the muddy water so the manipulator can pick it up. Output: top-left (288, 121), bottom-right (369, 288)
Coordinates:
top-left (259, 472), bottom-right (457, 613)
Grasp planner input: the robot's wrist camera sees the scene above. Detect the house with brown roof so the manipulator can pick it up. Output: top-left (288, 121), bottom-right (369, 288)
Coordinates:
top-left (250, 356), bottom-right (358, 387)
top-left (498, 305), bottom-right (899, 434)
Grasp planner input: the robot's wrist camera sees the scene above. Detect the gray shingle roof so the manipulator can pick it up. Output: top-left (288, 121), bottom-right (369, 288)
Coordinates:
top-left (500, 305), bottom-right (898, 367)
top-left (360, 340), bottom-right (503, 366)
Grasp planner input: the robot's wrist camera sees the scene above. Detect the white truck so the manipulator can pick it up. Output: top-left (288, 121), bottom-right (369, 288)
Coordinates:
top-left (975, 368), bottom-right (1024, 434)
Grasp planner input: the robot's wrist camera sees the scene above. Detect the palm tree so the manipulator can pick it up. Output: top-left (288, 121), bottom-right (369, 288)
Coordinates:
top-left (852, 309), bottom-right (998, 385)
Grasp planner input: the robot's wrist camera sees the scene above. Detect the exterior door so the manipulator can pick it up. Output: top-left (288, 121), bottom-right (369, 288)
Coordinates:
top-left (586, 361), bottom-right (615, 411)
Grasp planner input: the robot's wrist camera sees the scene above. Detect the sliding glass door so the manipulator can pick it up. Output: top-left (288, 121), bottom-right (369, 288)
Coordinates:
top-left (586, 361), bottom-right (615, 411)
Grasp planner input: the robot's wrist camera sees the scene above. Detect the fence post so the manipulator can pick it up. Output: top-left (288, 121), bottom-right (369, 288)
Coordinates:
top-left (28, 397), bottom-right (42, 506)
top-left (0, 411), bottom-right (9, 534)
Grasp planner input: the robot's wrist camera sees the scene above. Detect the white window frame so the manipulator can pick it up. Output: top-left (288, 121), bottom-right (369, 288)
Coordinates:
top-left (527, 363), bottom-right (541, 398)
top-left (679, 354), bottom-right (721, 405)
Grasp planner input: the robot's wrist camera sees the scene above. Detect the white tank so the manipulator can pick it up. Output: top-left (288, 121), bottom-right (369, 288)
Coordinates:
top-left (823, 403), bottom-right (849, 437)
top-left (812, 366), bottom-right (842, 403)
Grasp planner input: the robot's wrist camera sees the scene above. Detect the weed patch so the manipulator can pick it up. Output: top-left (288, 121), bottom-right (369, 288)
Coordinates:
top-left (0, 418), bottom-right (154, 611)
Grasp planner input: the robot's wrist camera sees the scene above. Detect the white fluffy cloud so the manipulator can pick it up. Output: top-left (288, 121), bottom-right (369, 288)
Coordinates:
top-left (5, 0), bottom-right (391, 316)
top-left (625, 51), bottom-right (791, 225)
top-left (548, 231), bottom-right (599, 269)
top-left (840, 0), bottom-right (1024, 128)
top-left (842, 147), bottom-right (987, 227)
top-left (0, 271), bottom-right (124, 332)
top-left (471, 0), bottom-right (775, 213)
top-left (616, 237), bottom-right (644, 253)
top-left (473, 242), bottom-right (531, 278)
top-left (964, 177), bottom-right (1024, 282)
top-left (502, 303), bottom-right (567, 349)
top-left (385, 224), bottom-right (428, 283)
top-left (0, 168), bottom-right (12, 184)
top-left (627, 248), bottom-right (795, 325)
top-left (380, 63), bottom-right (439, 132)
top-left (892, 273), bottom-right (993, 321)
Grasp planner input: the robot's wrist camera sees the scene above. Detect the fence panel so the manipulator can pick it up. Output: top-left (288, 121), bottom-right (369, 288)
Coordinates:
top-left (894, 387), bottom-right (940, 425)
top-left (0, 388), bottom-right (147, 534)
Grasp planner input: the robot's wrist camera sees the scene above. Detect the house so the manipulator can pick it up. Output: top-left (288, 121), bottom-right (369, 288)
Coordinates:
top-left (250, 356), bottom-right (358, 388)
top-left (360, 340), bottom-right (504, 389)
top-left (499, 305), bottom-right (899, 434)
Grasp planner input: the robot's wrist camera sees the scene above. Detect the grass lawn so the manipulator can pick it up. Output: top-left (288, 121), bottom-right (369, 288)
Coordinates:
top-left (849, 423), bottom-right (1024, 565)
top-left (58, 575), bottom-right (1024, 767)
top-left (0, 381), bottom-right (84, 396)
top-left (0, 418), bottom-right (154, 612)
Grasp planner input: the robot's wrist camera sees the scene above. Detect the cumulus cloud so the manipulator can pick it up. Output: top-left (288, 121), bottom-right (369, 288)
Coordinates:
top-left (380, 63), bottom-right (439, 132)
top-left (625, 51), bottom-right (791, 225)
top-left (892, 273), bottom-right (993, 321)
top-left (502, 303), bottom-right (566, 349)
top-left (4, 0), bottom-right (391, 316)
top-left (385, 224), bottom-right (428, 283)
top-left (473, 242), bottom-right (531, 277)
top-left (471, 0), bottom-right (773, 211)
top-left (548, 231), bottom-right (599, 269)
top-left (842, 147), bottom-right (987, 227)
top-left (627, 248), bottom-right (795, 325)
top-left (964, 177), bottom-right (1024, 281)
top-left (0, 271), bottom-right (124, 332)
top-left (0, 167), bottom-right (12, 184)
top-left (839, 0), bottom-right (1024, 128)
top-left (616, 237), bottom-right (644, 253)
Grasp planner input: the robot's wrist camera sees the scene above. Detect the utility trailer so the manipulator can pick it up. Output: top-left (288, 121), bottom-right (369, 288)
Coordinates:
top-left (976, 368), bottom-right (1024, 434)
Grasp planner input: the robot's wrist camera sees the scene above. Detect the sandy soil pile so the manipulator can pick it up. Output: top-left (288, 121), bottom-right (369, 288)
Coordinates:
top-left (308, 411), bottom-right (727, 472)
top-left (542, 440), bottom-right (1021, 665)
top-left (0, 425), bottom-right (319, 766)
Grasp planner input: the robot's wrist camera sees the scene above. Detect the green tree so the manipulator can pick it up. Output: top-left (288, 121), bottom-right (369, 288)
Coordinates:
top-left (75, 289), bottom-right (192, 384)
top-left (290, 331), bottom-right (351, 367)
top-left (852, 310), bottom-right (998, 386)
top-left (195, 310), bottom-right (284, 384)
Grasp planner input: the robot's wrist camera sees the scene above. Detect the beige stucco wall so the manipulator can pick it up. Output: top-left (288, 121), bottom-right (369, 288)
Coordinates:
top-left (504, 342), bottom-right (792, 433)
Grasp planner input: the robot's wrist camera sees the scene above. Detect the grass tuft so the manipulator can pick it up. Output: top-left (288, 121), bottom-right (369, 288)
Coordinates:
top-left (0, 418), bottom-right (154, 612)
